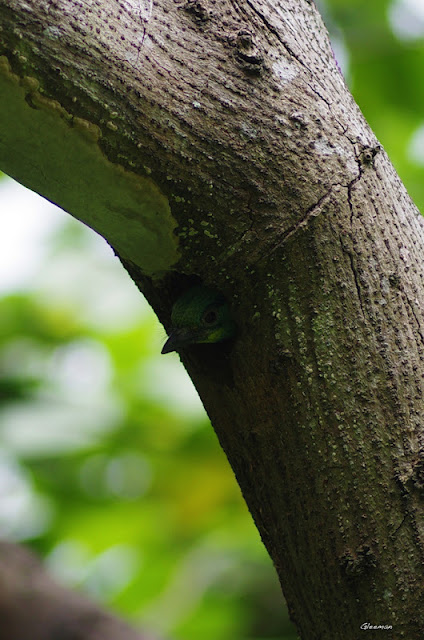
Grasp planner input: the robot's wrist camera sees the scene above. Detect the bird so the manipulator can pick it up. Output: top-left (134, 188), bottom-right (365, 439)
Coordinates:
top-left (161, 286), bottom-right (236, 354)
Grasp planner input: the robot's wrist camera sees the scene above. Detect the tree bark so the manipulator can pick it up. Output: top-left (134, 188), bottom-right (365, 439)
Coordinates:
top-left (0, 542), bottom-right (154, 640)
top-left (1, 0), bottom-right (424, 638)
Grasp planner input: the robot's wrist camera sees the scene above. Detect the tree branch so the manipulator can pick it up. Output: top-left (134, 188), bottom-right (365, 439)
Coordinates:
top-left (0, 542), bottom-right (154, 640)
top-left (1, 1), bottom-right (424, 637)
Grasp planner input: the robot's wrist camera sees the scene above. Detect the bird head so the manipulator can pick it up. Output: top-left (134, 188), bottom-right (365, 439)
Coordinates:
top-left (161, 286), bottom-right (236, 354)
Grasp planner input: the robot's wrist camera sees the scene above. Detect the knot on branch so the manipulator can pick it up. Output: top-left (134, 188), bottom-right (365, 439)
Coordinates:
top-left (397, 454), bottom-right (424, 491)
top-left (183, 0), bottom-right (210, 23)
top-left (231, 29), bottom-right (264, 75)
top-left (289, 111), bottom-right (308, 130)
top-left (340, 544), bottom-right (377, 578)
top-left (358, 144), bottom-right (381, 167)
top-left (410, 459), bottom-right (424, 490)
top-left (269, 348), bottom-right (293, 375)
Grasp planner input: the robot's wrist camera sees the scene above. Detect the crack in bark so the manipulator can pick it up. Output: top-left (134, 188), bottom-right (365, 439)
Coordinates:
top-left (242, 0), bottom-right (366, 146)
top-left (244, 0), bottom-right (332, 108)
top-left (343, 165), bottom-right (367, 318)
top-left (390, 512), bottom-right (408, 540)
top-left (253, 187), bottom-right (334, 265)
top-left (279, 186), bottom-right (333, 243)
top-left (245, 0), bottom-right (310, 70)
top-left (346, 245), bottom-right (366, 319)
top-left (346, 161), bottom-right (362, 228)
top-left (404, 294), bottom-right (424, 349)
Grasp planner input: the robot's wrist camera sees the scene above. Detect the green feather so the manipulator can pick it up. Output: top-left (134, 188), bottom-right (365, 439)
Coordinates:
top-left (161, 286), bottom-right (236, 354)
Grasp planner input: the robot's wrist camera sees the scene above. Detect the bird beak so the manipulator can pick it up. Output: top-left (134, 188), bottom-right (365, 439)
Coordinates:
top-left (161, 328), bottom-right (195, 354)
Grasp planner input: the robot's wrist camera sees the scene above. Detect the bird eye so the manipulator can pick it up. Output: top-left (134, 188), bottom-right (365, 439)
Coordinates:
top-left (202, 309), bottom-right (218, 325)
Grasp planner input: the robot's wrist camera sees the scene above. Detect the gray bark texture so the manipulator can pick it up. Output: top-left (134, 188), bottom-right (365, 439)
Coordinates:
top-left (1, 0), bottom-right (424, 638)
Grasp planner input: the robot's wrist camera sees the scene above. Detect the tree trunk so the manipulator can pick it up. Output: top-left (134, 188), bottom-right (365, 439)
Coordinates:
top-left (1, 0), bottom-right (424, 637)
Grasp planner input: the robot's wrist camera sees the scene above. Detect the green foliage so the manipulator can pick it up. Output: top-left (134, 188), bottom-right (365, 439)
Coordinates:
top-left (0, 204), bottom-right (293, 639)
top-left (323, 0), bottom-right (424, 211)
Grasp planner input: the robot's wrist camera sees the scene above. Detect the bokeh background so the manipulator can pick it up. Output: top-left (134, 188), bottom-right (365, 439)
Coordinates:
top-left (1, 1), bottom-right (424, 638)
